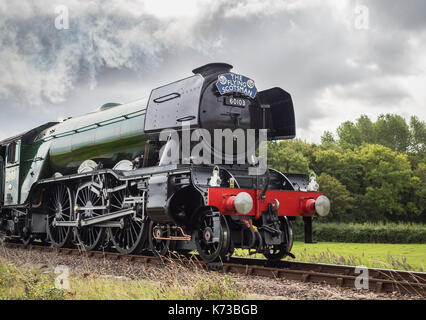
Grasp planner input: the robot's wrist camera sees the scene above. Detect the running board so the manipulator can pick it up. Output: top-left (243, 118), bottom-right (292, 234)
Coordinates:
top-left (53, 208), bottom-right (135, 227)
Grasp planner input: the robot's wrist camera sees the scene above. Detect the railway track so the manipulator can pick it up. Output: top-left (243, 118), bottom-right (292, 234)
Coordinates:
top-left (2, 241), bottom-right (425, 297)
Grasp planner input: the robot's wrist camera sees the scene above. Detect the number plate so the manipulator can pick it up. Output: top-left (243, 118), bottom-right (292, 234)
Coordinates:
top-left (224, 97), bottom-right (250, 108)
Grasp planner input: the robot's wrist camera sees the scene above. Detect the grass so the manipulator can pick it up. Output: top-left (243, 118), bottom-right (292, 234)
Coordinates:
top-left (0, 262), bottom-right (65, 300)
top-left (235, 241), bottom-right (426, 272)
top-left (291, 241), bottom-right (426, 271)
top-left (68, 274), bottom-right (244, 300)
top-left (0, 259), bottom-right (245, 300)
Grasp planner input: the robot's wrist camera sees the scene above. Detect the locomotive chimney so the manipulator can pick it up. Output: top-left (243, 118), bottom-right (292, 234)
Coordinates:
top-left (192, 63), bottom-right (233, 77)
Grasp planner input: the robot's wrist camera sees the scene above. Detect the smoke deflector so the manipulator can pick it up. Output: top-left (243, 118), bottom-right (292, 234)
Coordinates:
top-left (256, 87), bottom-right (296, 140)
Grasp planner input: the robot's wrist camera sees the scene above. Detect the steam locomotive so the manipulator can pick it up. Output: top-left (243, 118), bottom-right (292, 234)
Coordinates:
top-left (0, 63), bottom-right (330, 262)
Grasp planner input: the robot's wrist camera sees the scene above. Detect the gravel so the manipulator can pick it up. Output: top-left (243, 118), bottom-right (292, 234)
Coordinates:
top-left (0, 244), bottom-right (423, 300)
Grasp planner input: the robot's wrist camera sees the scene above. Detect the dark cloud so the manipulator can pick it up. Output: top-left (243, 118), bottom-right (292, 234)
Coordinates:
top-left (365, 0), bottom-right (426, 30)
top-left (0, 0), bottom-right (425, 142)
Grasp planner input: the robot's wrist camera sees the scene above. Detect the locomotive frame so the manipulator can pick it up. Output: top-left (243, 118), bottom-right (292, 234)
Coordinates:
top-left (0, 63), bottom-right (330, 262)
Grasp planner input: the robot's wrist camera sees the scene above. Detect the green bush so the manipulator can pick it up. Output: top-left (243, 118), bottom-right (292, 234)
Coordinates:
top-left (293, 221), bottom-right (426, 243)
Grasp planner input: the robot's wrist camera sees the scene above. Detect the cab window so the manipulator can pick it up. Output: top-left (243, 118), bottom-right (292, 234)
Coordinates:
top-left (7, 142), bottom-right (17, 163)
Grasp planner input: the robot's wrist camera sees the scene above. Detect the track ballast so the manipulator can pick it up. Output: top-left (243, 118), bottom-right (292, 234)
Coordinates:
top-left (2, 241), bottom-right (425, 297)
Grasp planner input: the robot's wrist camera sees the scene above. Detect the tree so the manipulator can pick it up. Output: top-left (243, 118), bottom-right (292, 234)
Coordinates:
top-left (317, 173), bottom-right (354, 222)
top-left (337, 121), bottom-right (362, 149)
top-left (269, 113), bottom-right (424, 223)
top-left (375, 114), bottom-right (410, 153)
top-left (321, 131), bottom-right (336, 146)
top-left (410, 162), bottom-right (426, 221)
top-left (335, 114), bottom-right (412, 153)
top-left (408, 116), bottom-right (426, 170)
top-left (312, 148), bottom-right (343, 177)
top-left (409, 116), bottom-right (426, 153)
top-left (356, 115), bottom-right (376, 144)
top-left (267, 140), bottom-right (310, 174)
top-left (315, 143), bottom-right (418, 222)
top-left (354, 144), bottom-right (413, 221)
top-left (335, 115), bottom-right (375, 149)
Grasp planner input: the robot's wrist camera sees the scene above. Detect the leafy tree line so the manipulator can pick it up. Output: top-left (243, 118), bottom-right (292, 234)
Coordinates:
top-left (268, 114), bottom-right (425, 223)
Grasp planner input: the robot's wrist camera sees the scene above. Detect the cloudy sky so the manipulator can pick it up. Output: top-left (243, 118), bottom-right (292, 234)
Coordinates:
top-left (0, 0), bottom-right (425, 142)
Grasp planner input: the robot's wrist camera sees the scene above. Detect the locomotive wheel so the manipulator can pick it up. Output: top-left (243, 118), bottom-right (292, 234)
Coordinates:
top-left (195, 211), bottom-right (230, 263)
top-left (148, 221), bottom-right (171, 257)
top-left (263, 217), bottom-right (294, 261)
top-left (21, 213), bottom-right (33, 245)
top-left (36, 234), bottom-right (50, 246)
top-left (108, 219), bottom-right (146, 254)
top-left (22, 234), bottom-right (33, 245)
top-left (46, 184), bottom-right (73, 248)
top-left (107, 186), bottom-right (146, 254)
top-left (74, 182), bottom-right (106, 251)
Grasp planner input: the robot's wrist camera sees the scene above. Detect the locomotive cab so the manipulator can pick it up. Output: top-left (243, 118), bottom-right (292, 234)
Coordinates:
top-left (1, 139), bottom-right (21, 206)
top-left (0, 147), bottom-right (4, 205)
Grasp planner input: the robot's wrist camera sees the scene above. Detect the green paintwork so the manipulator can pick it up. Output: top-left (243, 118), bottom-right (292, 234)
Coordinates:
top-left (0, 155), bottom-right (4, 203)
top-left (19, 139), bottom-right (53, 205)
top-left (41, 99), bottom-right (148, 175)
top-left (1, 99), bottom-right (149, 206)
top-left (4, 141), bottom-right (20, 205)
top-left (0, 123), bottom-right (56, 205)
